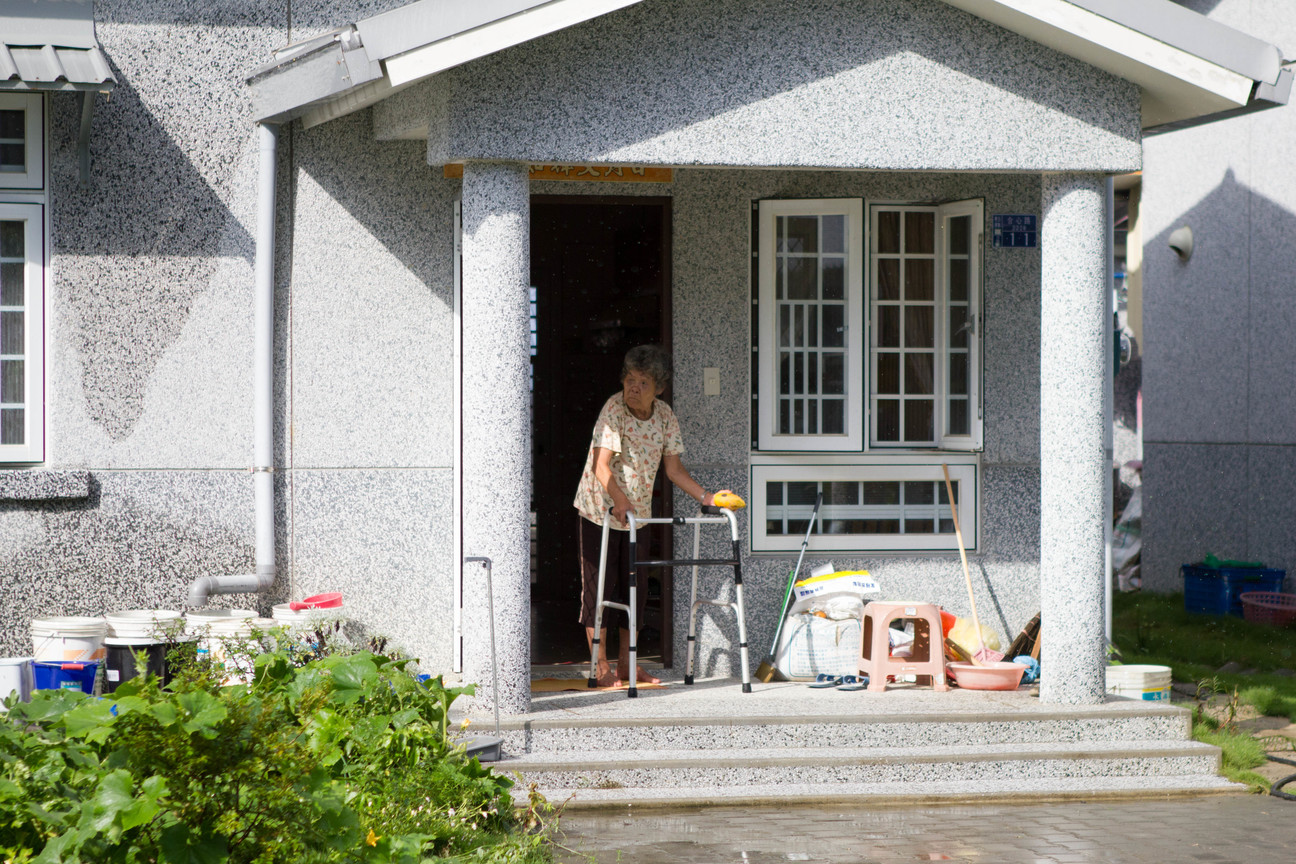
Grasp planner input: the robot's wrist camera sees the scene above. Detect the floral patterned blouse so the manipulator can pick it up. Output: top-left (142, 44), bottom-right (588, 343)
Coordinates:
top-left (573, 393), bottom-right (684, 529)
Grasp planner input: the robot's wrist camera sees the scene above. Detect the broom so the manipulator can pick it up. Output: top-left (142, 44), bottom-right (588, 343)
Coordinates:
top-left (755, 491), bottom-right (822, 682)
top-left (942, 464), bottom-right (1003, 665)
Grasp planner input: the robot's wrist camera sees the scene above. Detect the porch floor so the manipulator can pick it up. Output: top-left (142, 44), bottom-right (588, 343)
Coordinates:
top-left (480, 669), bottom-right (1184, 727)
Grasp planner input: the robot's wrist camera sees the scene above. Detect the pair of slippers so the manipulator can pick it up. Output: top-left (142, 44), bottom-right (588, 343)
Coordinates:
top-left (808, 673), bottom-right (868, 691)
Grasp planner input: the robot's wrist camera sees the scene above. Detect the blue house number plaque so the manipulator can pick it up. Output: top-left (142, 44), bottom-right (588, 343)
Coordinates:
top-left (992, 214), bottom-right (1037, 248)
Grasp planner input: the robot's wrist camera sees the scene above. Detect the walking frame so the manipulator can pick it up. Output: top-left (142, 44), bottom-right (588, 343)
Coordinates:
top-left (588, 506), bottom-right (752, 698)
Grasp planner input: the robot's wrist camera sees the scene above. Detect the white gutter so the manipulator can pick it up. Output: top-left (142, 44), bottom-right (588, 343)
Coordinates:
top-left (188, 123), bottom-right (279, 606)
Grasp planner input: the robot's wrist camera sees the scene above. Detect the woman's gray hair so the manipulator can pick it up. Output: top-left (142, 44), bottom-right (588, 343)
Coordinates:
top-left (622, 344), bottom-right (672, 387)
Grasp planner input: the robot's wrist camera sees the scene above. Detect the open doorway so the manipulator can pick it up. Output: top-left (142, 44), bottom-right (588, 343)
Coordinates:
top-left (529, 195), bottom-right (673, 668)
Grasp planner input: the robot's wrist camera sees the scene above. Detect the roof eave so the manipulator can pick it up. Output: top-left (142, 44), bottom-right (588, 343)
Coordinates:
top-left (940, 0), bottom-right (1287, 132)
top-left (1144, 66), bottom-right (1294, 136)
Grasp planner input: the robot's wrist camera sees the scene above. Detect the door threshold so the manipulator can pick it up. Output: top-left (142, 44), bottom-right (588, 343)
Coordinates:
top-left (532, 661), bottom-right (664, 678)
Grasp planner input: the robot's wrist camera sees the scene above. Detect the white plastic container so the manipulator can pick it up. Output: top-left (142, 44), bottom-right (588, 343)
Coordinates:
top-left (30, 616), bottom-right (108, 662)
top-left (201, 616), bottom-right (260, 684)
top-left (105, 609), bottom-right (184, 642)
top-left (271, 601), bottom-right (346, 631)
top-left (185, 608), bottom-right (257, 637)
top-left (1106, 664), bottom-right (1172, 701)
top-left (0, 657), bottom-right (33, 708)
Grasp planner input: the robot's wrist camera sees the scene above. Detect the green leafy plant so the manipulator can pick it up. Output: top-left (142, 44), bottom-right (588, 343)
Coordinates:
top-left (0, 636), bottom-right (552, 864)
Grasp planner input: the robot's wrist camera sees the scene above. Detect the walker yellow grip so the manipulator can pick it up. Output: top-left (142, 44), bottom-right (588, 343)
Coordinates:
top-left (712, 491), bottom-right (746, 510)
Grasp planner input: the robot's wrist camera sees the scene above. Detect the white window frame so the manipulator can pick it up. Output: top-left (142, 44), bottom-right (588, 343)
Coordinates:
top-left (750, 196), bottom-right (984, 552)
top-left (868, 199), bottom-right (984, 451)
top-left (750, 455), bottom-right (977, 553)
top-left (755, 198), bottom-right (865, 452)
top-left (0, 201), bottom-right (46, 463)
top-left (0, 93), bottom-right (45, 191)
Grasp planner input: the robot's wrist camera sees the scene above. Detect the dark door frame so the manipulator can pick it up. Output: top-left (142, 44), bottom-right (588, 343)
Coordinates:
top-left (530, 193), bottom-right (675, 666)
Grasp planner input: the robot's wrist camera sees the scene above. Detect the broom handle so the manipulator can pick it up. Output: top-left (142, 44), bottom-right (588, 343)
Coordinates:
top-left (768, 492), bottom-right (822, 653)
top-left (942, 464), bottom-right (984, 655)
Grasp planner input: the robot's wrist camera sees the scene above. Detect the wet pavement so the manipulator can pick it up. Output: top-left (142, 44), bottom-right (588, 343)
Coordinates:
top-left (552, 794), bottom-right (1296, 863)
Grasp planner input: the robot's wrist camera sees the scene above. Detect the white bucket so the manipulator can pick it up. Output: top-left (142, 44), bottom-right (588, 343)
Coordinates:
top-left (272, 602), bottom-right (346, 630)
top-left (30, 617), bottom-right (108, 662)
top-left (185, 608), bottom-right (257, 638)
top-left (105, 609), bottom-right (184, 642)
top-left (0, 657), bottom-right (33, 708)
top-left (1106, 664), bottom-right (1172, 701)
top-left (200, 616), bottom-right (260, 684)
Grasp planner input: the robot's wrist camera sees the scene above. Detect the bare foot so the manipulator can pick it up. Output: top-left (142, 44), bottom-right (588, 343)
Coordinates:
top-left (615, 667), bottom-right (662, 685)
top-left (592, 667), bottom-right (618, 688)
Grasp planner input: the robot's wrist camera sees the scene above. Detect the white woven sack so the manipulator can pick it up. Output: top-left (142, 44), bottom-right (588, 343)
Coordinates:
top-left (774, 613), bottom-right (861, 681)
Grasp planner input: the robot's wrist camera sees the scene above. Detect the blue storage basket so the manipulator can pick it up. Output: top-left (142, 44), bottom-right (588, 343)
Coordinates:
top-left (32, 661), bottom-right (98, 694)
top-left (1182, 564), bottom-right (1286, 617)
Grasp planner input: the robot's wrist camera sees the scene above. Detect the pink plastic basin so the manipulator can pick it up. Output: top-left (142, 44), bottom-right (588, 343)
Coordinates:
top-left (288, 592), bottom-right (343, 611)
top-left (946, 661), bottom-right (1027, 691)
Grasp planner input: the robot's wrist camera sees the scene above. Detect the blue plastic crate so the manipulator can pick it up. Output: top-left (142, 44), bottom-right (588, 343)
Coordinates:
top-left (1182, 564), bottom-right (1286, 617)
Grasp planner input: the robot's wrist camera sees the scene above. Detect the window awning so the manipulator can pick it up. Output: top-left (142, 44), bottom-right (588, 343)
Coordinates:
top-left (0, 0), bottom-right (116, 92)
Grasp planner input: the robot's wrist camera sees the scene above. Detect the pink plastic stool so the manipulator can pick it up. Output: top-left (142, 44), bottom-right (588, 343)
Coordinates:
top-left (858, 600), bottom-right (950, 692)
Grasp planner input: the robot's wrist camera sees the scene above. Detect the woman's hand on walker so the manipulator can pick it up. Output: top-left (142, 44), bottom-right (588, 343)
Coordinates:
top-left (611, 500), bottom-right (632, 526)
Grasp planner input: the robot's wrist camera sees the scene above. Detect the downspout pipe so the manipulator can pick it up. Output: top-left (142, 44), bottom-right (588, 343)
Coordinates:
top-left (188, 122), bottom-right (280, 606)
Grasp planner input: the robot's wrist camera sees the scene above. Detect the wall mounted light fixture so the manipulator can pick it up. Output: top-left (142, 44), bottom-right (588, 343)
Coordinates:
top-left (1168, 225), bottom-right (1193, 261)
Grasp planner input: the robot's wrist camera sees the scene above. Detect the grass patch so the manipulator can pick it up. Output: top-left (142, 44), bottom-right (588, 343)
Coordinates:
top-left (1112, 590), bottom-right (1296, 721)
top-left (1112, 591), bottom-right (1296, 790)
top-left (1193, 716), bottom-right (1272, 791)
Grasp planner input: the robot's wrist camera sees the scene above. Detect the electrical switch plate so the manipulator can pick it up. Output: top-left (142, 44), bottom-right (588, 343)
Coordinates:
top-left (703, 367), bottom-right (720, 396)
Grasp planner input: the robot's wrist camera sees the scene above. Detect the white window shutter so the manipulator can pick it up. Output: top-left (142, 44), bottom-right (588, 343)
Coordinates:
top-left (937, 199), bottom-right (983, 452)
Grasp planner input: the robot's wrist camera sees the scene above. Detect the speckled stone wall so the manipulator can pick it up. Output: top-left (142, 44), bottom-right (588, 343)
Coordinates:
top-left (666, 169), bottom-right (1046, 681)
top-left (430, 0), bottom-right (1141, 172)
top-left (460, 163), bottom-right (532, 714)
top-left (1039, 174), bottom-right (1108, 705)
top-left (0, 2), bottom-right (460, 667)
top-left (283, 109), bottom-right (459, 670)
top-left (1141, 2), bottom-right (1296, 592)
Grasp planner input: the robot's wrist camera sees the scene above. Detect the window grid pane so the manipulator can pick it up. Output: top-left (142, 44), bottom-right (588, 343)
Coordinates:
top-left (873, 207), bottom-right (937, 445)
top-left (765, 479), bottom-right (957, 537)
top-left (0, 107), bottom-right (24, 174)
top-left (776, 213), bottom-right (851, 439)
top-left (0, 218), bottom-right (25, 444)
top-left (946, 212), bottom-right (973, 437)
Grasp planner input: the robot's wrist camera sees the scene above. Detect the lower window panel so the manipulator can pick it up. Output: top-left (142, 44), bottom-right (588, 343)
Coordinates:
top-left (751, 460), bottom-right (976, 552)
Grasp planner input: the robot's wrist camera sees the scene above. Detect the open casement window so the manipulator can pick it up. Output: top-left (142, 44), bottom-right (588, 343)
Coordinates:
top-left (0, 203), bottom-right (44, 462)
top-left (751, 457), bottom-right (976, 553)
top-left (0, 94), bottom-right (44, 191)
top-left (870, 200), bottom-right (983, 450)
top-left (755, 199), bottom-right (865, 451)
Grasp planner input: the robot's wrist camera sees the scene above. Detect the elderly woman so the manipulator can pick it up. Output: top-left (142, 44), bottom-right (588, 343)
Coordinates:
top-left (573, 345), bottom-right (730, 687)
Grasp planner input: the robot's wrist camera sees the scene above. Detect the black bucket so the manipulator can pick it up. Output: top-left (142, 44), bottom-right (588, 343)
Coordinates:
top-left (103, 640), bottom-right (176, 693)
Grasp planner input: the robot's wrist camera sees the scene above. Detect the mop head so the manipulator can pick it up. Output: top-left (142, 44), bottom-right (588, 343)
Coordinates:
top-left (948, 618), bottom-right (1003, 662)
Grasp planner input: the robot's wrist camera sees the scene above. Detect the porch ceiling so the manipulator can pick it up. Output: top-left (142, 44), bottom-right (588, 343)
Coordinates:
top-left (246, 0), bottom-right (1289, 137)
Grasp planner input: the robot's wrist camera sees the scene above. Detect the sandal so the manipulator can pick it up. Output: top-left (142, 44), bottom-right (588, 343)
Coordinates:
top-left (836, 675), bottom-right (868, 691)
top-left (808, 674), bottom-right (843, 688)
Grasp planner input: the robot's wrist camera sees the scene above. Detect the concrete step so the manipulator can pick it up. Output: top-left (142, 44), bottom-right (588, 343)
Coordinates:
top-left (502, 739), bottom-right (1221, 791)
top-left (496, 704), bottom-right (1190, 754)
top-left (541, 773), bottom-right (1246, 810)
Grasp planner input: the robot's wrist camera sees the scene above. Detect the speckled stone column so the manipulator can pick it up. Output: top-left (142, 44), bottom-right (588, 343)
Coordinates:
top-left (460, 162), bottom-right (531, 715)
top-left (1039, 174), bottom-right (1108, 704)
